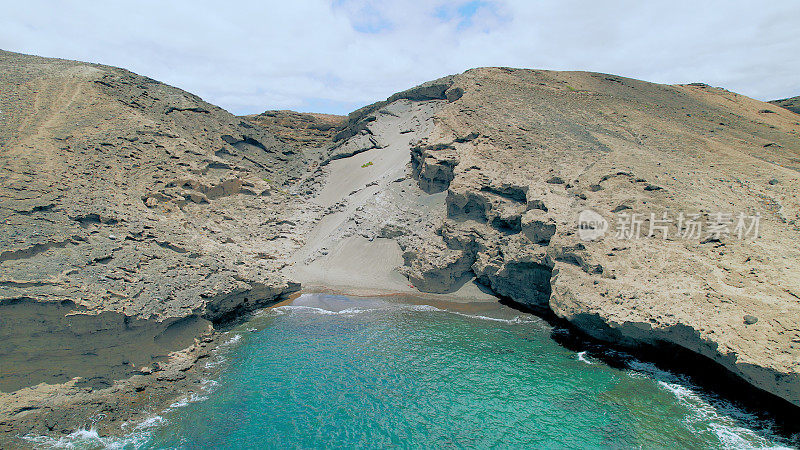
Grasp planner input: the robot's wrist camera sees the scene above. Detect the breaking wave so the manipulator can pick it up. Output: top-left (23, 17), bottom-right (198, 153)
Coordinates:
top-left (263, 302), bottom-right (539, 325)
top-left (577, 351), bottom-right (594, 364)
top-left (23, 414), bottom-right (163, 449)
top-left (627, 360), bottom-right (795, 448)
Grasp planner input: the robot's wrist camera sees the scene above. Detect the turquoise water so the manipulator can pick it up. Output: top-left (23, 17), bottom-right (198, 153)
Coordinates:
top-left (32, 294), bottom-right (796, 448)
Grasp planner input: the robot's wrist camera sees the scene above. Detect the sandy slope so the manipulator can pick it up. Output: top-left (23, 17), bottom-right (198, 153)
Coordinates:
top-left (284, 99), bottom-right (495, 301)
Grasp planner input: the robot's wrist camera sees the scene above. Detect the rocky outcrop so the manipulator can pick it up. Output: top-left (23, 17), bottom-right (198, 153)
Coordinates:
top-left (410, 143), bottom-right (459, 193)
top-left (396, 68), bottom-right (800, 408)
top-left (243, 110), bottom-right (346, 149)
top-left (0, 50), bottom-right (308, 329)
top-left (333, 75), bottom-right (459, 143)
top-left (0, 298), bottom-right (211, 392)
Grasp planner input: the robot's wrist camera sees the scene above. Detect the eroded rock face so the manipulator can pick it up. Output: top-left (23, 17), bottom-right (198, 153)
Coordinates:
top-left (396, 67), bottom-right (800, 407)
top-left (410, 143), bottom-right (459, 194)
top-left (242, 110), bottom-right (346, 149)
top-left (0, 50), bottom-right (307, 324)
top-left (0, 298), bottom-right (211, 391)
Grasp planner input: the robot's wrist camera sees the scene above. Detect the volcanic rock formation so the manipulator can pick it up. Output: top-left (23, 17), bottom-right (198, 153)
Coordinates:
top-left (1, 50), bottom-right (800, 438)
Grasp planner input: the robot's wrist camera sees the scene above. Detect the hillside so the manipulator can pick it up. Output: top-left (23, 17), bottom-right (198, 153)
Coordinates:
top-left (284, 69), bottom-right (800, 411)
top-left (1, 51), bottom-right (799, 438)
top-left (0, 50), bottom-right (314, 323)
top-left (0, 50), bottom-right (316, 435)
top-left (771, 95), bottom-right (800, 115)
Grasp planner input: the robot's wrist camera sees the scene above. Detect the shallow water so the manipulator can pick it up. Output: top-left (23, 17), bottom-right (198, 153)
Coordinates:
top-left (30, 294), bottom-right (797, 449)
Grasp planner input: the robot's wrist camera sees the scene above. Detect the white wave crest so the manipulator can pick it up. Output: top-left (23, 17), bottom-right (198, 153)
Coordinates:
top-left (204, 355), bottom-right (226, 368)
top-left (450, 311), bottom-right (538, 324)
top-left (222, 334), bottom-right (242, 346)
top-left (200, 378), bottom-right (220, 392)
top-left (264, 302), bottom-right (538, 325)
top-left (628, 359), bottom-right (790, 448)
top-left (268, 305), bottom-right (377, 316)
top-left (169, 392), bottom-right (209, 409)
top-left (406, 304), bottom-right (445, 312)
top-left (24, 425), bottom-right (153, 449)
top-left (134, 415), bottom-right (166, 430)
top-left (402, 304), bottom-right (538, 324)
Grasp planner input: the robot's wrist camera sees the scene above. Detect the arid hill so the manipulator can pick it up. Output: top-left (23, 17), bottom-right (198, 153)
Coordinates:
top-left (243, 110), bottom-right (346, 149)
top-left (0, 50), bottom-right (321, 323)
top-left (0, 50), bottom-right (316, 436)
top-left (1, 50), bottom-right (799, 439)
top-left (283, 70), bottom-right (800, 411)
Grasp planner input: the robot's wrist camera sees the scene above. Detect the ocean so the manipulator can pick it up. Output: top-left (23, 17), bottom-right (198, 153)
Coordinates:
top-left (29, 294), bottom-right (796, 449)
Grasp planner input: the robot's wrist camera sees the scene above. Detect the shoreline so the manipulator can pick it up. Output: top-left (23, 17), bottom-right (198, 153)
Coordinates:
top-left (0, 293), bottom-right (305, 447)
top-left (2, 288), bottom-right (798, 446)
top-left (495, 294), bottom-right (800, 440)
top-left (298, 279), bottom-right (800, 435)
top-left (277, 288), bottom-right (800, 442)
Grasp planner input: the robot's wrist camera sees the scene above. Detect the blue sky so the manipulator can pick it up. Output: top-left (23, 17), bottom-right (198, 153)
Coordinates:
top-left (1, 0), bottom-right (798, 115)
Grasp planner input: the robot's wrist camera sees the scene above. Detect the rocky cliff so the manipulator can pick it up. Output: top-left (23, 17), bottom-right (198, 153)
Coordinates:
top-left (287, 69), bottom-right (800, 409)
top-left (1, 50), bottom-right (799, 436)
top-left (0, 51), bottom-right (317, 423)
top-left (0, 50), bottom-right (311, 324)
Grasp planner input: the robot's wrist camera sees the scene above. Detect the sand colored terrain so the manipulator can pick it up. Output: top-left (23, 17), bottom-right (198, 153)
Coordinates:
top-left (1, 49), bottom-right (799, 441)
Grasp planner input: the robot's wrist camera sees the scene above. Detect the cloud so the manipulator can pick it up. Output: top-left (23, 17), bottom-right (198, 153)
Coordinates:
top-left (434, 1), bottom-right (506, 30)
top-left (1, 0), bottom-right (798, 115)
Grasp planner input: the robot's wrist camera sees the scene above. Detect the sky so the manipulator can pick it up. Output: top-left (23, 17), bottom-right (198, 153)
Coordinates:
top-left (1, 0), bottom-right (798, 115)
